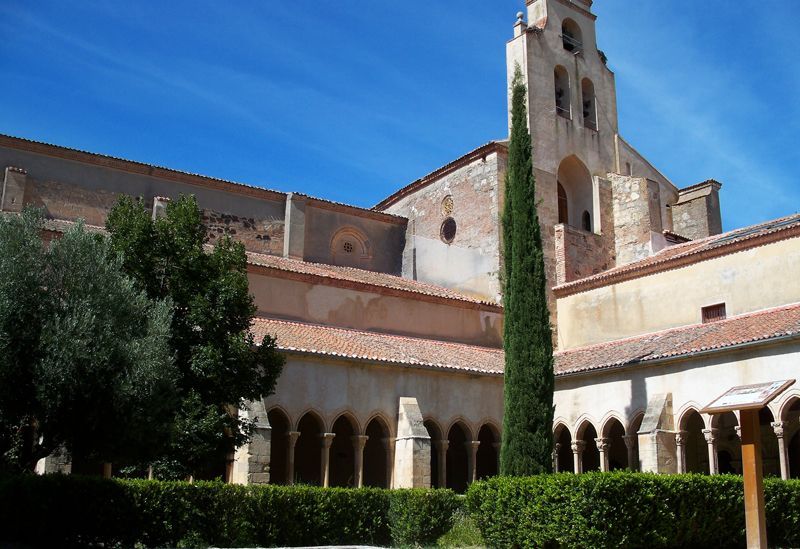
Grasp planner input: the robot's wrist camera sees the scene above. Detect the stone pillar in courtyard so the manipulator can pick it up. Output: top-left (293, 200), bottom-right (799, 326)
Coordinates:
top-left (702, 428), bottom-right (719, 474)
top-left (286, 431), bottom-right (300, 485)
top-left (352, 435), bottom-right (369, 487)
top-left (231, 399), bottom-right (272, 485)
top-left (392, 397), bottom-right (431, 488)
top-left (622, 435), bottom-right (637, 471)
top-left (637, 393), bottom-right (677, 473)
top-left (571, 440), bottom-right (585, 474)
top-left (434, 440), bottom-right (448, 487)
top-left (596, 438), bottom-right (610, 472)
top-left (552, 443), bottom-right (561, 472)
top-left (320, 433), bottom-right (335, 487)
top-left (467, 441), bottom-right (480, 483)
top-left (675, 430), bottom-right (688, 474)
top-left (772, 422), bottom-right (790, 480)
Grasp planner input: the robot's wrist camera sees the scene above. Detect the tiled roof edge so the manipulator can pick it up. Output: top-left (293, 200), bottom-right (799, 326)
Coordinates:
top-left (555, 214), bottom-right (800, 297)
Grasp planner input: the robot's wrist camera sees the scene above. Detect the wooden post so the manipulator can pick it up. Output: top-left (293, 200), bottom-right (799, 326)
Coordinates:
top-left (740, 408), bottom-right (767, 549)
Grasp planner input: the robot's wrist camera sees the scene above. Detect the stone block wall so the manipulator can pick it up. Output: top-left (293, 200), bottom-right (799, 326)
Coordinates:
top-left (203, 210), bottom-right (284, 256)
top-left (610, 174), bottom-right (663, 266)
top-left (671, 180), bottom-right (722, 240)
top-left (554, 223), bottom-right (611, 285)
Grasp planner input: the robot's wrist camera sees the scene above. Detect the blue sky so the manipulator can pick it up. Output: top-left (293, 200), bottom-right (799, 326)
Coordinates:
top-left (2, 1), bottom-right (798, 230)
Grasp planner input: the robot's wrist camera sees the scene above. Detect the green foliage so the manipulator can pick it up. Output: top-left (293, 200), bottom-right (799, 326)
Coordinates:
top-left (106, 195), bottom-right (284, 477)
top-left (467, 472), bottom-right (800, 548)
top-left (500, 65), bottom-right (555, 475)
top-left (0, 209), bottom-right (176, 472)
top-left (0, 474), bottom-right (466, 548)
top-left (388, 488), bottom-right (463, 547)
top-left (437, 509), bottom-right (485, 548)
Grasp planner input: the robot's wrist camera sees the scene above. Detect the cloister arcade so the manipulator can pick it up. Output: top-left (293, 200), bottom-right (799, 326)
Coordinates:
top-left (266, 408), bottom-right (500, 492)
top-left (553, 395), bottom-right (800, 479)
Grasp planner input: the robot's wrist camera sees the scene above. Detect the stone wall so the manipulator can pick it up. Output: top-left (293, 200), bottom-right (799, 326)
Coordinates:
top-left (203, 210), bottom-right (284, 256)
top-left (671, 180), bottom-right (723, 240)
top-left (554, 223), bottom-right (611, 285)
top-left (610, 174), bottom-right (662, 266)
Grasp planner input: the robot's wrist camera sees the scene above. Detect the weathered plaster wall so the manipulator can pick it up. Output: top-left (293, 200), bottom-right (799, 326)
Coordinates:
top-left (385, 151), bottom-right (506, 302)
top-left (302, 204), bottom-right (406, 275)
top-left (0, 145), bottom-right (286, 255)
top-left (264, 356), bottom-right (504, 442)
top-left (248, 272), bottom-right (503, 347)
top-left (556, 236), bottom-right (800, 349)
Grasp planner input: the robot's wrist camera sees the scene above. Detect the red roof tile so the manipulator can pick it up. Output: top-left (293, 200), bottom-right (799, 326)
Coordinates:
top-left (246, 251), bottom-right (501, 309)
top-left (250, 317), bottom-right (505, 376)
top-left (554, 303), bottom-right (800, 376)
top-left (555, 214), bottom-right (800, 296)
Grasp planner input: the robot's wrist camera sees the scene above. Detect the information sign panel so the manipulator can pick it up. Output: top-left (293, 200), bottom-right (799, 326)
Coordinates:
top-left (700, 380), bottom-right (795, 414)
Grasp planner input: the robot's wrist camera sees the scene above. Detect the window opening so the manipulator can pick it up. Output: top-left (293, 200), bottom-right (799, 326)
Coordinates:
top-left (582, 211), bottom-right (591, 232)
top-left (702, 303), bottom-right (727, 323)
top-left (554, 66), bottom-right (571, 119)
top-left (557, 183), bottom-right (568, 225)
top-left (343, 241), bottom-right (354, 254)
top-left (581, 78), bottom-right (597, 131)
top-left (562, 19), bottom-right (583, 53)
top-left (440, 217), bottom-right (457, 244)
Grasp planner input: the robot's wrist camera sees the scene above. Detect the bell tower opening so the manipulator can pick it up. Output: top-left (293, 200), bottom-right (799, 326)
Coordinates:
top-left (557, 155), bottom-right (594, 232)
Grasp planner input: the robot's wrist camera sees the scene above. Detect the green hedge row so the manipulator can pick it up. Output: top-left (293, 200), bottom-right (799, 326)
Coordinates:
top-left (466, 472), bottom-right (800, 548)
top-left (0, 474), bottom-right (462, 548)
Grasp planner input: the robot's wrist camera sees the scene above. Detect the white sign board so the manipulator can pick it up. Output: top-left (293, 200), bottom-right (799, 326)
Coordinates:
top-left (701, 380), bottom-right (795, 414)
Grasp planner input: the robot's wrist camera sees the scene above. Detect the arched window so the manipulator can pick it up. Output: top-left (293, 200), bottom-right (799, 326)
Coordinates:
top-left (581, 78), bottom-right (597, 130)
top-left (557, 183), bottom-right (568, 225)
top-left (582, 211), bottom-right (591, 232)
top-left (554, 66), bottom-right (570, 118)
top-left (562, 18), bottom-right (583, 52)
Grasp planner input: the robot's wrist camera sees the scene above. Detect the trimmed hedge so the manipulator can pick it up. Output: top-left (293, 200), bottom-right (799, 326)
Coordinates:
top-left (466, 472), bottom-right (800, 548)
top-left (0, 474), bottom-right (462, 548)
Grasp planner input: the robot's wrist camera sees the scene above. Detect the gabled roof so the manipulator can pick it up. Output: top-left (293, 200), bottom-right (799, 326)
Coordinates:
top-left (554, 303), bottom-right (800, 376)
top-left (250, 317), bottom-right (504, 377)
top-left (246, 251), bottom-right (501, 310)
top-left (555, 213), bottom-right (800, 296)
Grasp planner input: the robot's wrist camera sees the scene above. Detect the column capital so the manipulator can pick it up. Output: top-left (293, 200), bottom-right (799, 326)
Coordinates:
top-left (772, 421), bottom-right (786, 438)
top-left (734, 426), bottom-right (742, 440)
top-left (434, 439), bottom-right (449, 452)
top-left (321, 432), bottom-right (336, 448)
top-left (287, 431), bottom-right (301, 444)
top-left (674, 430), bottom-right (688, 446)
top-left (571, 440), bottom-right (586, 454)
top-left (466, 440), bottom-right (481, 451)
top-left (595, 437), bottom-right (610, 452)
top-left (702, 428), bottom-right (718, 444)
top-left (351, 435), bottom-right (369, 450)
top-left (621, 434), bottom-right (637, 449)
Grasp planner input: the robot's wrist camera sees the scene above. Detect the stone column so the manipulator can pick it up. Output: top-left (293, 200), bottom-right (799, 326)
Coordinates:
top-left (231, 401), bottom-right (272, 485)
top-left (703, 428), bottom-right (719, 475)
top-left (320, 433), bottom-right (335, 487)
top-left (352, 435), bottom-right (369, 487)
top-left (286, 431), bottom-right (300, 485)
top-left (467, 441), bottom-right (480, 483)
top-left (772, 422), bottom-right (789, 480)
top-left (493, 442), bottom-right (501, 473)
top-left (622, 435), bottom-right (637, 471)
top-left (552, 443), bottom-right (561, 473)
top-left (571, 440), bottom-right (586, 474)
top-left (675, 431), bottom-right (688, 474)
top-left (434, 440), bottom-right (448, 488)
top-left (392, 397), bottom-right (430, 488)
top-left (595, 438), bottom-right (610, 472)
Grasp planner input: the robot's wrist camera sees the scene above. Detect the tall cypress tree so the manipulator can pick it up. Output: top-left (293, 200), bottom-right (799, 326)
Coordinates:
top-left (500, 65), bottom-right (555, 476)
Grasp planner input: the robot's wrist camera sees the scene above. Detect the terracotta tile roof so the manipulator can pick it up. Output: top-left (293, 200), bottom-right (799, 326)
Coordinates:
top-left (246, 251), bottom-right (501, 310)
top-left (250, 317), bottom-right (504, 376)
top-left (555, 213), bottom-right (800, 296)
top-left (554, 303), bottom-right (800, 376)
top-left (373, 141), bottom-right (507, 210)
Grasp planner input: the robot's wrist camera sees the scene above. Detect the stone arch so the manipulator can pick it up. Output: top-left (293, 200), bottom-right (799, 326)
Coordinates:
top-left (779, 393), bottom-right (800, 421)
top-left (329, 413), bottom-right (358, 487)
top-left (424, 418), bottom-right (444, 488)
top-left (446, 421), bottom-right (470, 493)
top-left (576, 419), bottom-right (600, 472)
top-left (364, 411), bottom-right (395, 439)
top-left (476, 423), bottom-right (500, 480)
top-left (267, 407), bottom-right (291, 485)
top-left (554, 65), bottom-right (571, 118)
top-left (561, 17), bottom-right (583, 52)
top-left (601, 415), bottom-right (627, 471)
top-left (780, 397), bottom-right (800, 478)
top-left (557, 155), bottom-right (593, 231)
top-left (581, 77), bottom-right (597, 130)
top-left (680, 408), bottom-right (708, 474)
top-left (330, 226), bottom-right (372, 268)
top-left (445, 417), bottom-right (475, 442)
top-left (553, 422), bottom-right (573, 473)
top-left (363, 416), bottom-right (390, 488)
top-left (295, 411), bottom-right (324, 485)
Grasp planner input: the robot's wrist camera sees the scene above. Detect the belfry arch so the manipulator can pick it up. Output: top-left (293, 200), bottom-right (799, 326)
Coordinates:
top-left (556, 155), bottom-right (594, 232)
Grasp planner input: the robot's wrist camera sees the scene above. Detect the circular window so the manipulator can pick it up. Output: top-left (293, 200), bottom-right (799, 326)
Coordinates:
top-left (440, 217), bottom-right (457, 244)
top-left (441, 195), bottom-right (454, 216)
top-left (343, 241), bottom-right (354, 254)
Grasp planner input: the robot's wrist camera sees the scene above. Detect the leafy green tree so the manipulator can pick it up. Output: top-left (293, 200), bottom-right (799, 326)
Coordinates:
top-left (106, 195), bottom-right (284, 478)
top-left (500, 66), bottom-right (555, 475)
top-left (0, 208), bottom-right (176, 472)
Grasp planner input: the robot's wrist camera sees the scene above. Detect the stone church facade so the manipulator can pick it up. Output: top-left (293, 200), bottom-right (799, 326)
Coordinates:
top-left (5, 0), bottom-right (799, 487)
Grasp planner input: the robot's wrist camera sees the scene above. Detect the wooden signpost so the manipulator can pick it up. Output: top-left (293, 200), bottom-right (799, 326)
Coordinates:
top-left (701, 379), bottom-right (795, 549)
